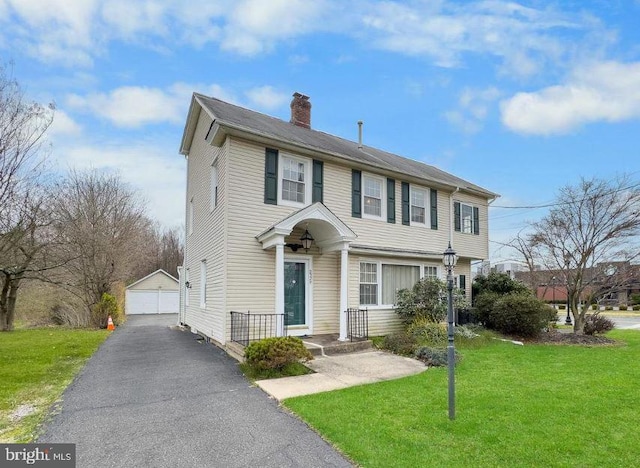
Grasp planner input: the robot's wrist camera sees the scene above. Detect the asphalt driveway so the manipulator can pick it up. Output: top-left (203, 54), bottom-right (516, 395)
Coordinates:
top-left (38, 315), bottom-right (352, 468)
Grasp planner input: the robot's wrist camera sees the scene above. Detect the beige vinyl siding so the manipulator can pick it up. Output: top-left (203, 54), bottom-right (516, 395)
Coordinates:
top-left (323, 163), bottom-right (452, 255)
top-left (225, 139), bottom-right (344, 337)
top-left (452, 192), bottom-right (489, 260)
top-left (183, 111), bottom-right (228, 343)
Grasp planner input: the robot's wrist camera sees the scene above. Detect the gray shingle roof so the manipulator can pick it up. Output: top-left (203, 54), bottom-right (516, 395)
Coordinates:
top-left (194, 93), bottom-right (497, 198)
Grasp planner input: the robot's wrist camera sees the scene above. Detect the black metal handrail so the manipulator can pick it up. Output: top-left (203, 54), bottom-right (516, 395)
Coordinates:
top-left (230, 311), bottom-right (286, 347)
top-left (346, 307), bottom-right (368, 342)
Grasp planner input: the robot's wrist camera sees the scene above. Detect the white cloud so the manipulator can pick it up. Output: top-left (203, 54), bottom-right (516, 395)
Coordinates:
top-left (501, 61), bottom-right (640, 135)
top-left (445, 86), bottom-right (501, 134)
top-left (66, 84), bottom-right (193, 128)
top-left (359, 1), bottom-right (597, 77)
top-left (245, 86), bottom-right (289, 111)
top-left (48, 110), bottom-right (82, 137)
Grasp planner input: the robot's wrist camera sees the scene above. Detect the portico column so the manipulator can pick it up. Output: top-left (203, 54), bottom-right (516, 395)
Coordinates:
top-left (275, 241), bottom-right (285, 337)
top-left (339, 245), bottom-right (349, 341)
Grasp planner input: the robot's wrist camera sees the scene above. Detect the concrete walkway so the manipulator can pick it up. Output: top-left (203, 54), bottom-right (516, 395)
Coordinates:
top-left (39, 315), bottom-right (352, 468)
top-left (256, 351), bottom-right (427, 400)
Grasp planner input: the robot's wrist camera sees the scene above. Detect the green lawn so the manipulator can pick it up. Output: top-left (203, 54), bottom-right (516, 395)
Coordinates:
top-left (0, 328), bottom-right (110, 442)
top-left (285, 330), bottom-right (640, 467)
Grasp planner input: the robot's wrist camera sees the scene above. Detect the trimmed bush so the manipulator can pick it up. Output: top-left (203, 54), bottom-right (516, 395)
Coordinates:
top-left (475, 292), bottom-right (500, 328)
top-left (558, 304), bottom-right (566, 310)
top-left (605, 305), bottom-right (614, 311)
top-left (619, 304), bottom-right (628, 311)
top-left (490, 293), bottom-right (557, 338)
top-left (591, 304), bottom-right (598, 311)
top-left (415, 347), bottom-right (461, 367)
top-left (394, 278), bottom-right (447, 324)
top-left (584, 312), bottom-right (615, 335)
top-left (407, 318), bottom-right (447, 347)
top-left (633, 305), bottom-right (640, 311)
top-left (244, 336), bottom-right (313, 371)
top-left (381, 332), bottom-right (418, 356)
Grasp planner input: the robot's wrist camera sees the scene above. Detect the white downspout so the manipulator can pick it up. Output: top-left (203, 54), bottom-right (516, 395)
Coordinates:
top-left (449, 187), bottom-right (460, 245)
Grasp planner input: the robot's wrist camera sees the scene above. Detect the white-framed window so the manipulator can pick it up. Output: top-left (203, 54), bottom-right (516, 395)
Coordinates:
top-left (410, 186), bottom-right (428, 225)
top-left (200, 260), bottom-right (207, 309)
top-left (359, 262), bottom-right (378, 305)
top-left (362, 174), bottom-right (385, 219)
top-left (188, 198), bottom-right (194, 235)
top-left (461, 203), bottom-right (474, 234)
top-left (210, 163), bottom-right (218, 211)
top-left (359, 261), bottom-right (442, 307)
top-left (424, 265), bottom-right (439, 280)
top-left (278, 154), bottom-right (311, 207)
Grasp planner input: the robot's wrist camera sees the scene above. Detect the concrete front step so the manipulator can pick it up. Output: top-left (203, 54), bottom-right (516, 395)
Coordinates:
top-left (303, 339), bottom-right (372, 357)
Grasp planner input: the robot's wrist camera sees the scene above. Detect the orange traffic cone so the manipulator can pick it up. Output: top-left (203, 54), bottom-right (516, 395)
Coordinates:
top-left (107, 315), bottom-right (115, 331)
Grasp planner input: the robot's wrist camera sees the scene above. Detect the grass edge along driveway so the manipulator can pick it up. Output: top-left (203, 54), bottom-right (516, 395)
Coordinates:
top-left (0, 328), bottom-right (110, 443)
top-left (285, 330), bottom-right (640, 468)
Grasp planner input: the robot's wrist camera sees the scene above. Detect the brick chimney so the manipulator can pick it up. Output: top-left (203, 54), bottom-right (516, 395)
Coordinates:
top-left (290, 92), bottom-right (311, 129)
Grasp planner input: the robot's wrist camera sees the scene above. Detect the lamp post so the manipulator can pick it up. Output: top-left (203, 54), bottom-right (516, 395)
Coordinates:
top-left (551, 276), bottom-right (556, 315)
top-left (443, 243), bottom-right (457, 420)
top-left (564, 254), bottom-right (572, 325)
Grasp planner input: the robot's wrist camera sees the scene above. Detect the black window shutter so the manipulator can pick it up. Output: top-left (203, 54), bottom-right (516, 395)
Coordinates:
top-left (401, 182), bottom-right (410, 225)
top-left (459, 274), bottom-right (466, 291)
top-left (312, 160), bottom-right (323, 203)
top-left (387, 178), bottom-right (395, 223)
top-left (454, 202), bottom-right (461, 232)
top-left (473, 206), bottom-right (480, 235)
top-left (264, 148), bottom-right (278, 205)
top-left (352, 170), bottom-right (361, 218)
top-left (430, 189), bottom-right (438, 230)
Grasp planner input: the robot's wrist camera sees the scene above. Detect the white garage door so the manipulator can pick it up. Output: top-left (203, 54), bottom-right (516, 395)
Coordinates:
top-left (126, 290), bottom-right (179, 315)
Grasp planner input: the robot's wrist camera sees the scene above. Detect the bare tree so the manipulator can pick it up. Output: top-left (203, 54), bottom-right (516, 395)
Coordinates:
top-left (508, 176), bottom-right (640, 333)
top-left (52, 169), bottom-right (149, 324)
top-left (128, 224), bottom-right (183, 281)
top-left (0, 63), bottom-right (54, 331)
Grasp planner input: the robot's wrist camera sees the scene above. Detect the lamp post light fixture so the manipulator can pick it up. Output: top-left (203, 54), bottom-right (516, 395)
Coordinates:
top-left (442, 242), bottom-right (458, 420)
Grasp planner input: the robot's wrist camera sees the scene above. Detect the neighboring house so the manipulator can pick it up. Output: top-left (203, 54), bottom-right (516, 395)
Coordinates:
top-left (515, 261), bottom-right (640, 305)
top-left (125, 269), bottom-right (180, 315)
top-left (492, 261), bottom-right (528, 279)
top-left (178, 92), bottom-right (498, 347)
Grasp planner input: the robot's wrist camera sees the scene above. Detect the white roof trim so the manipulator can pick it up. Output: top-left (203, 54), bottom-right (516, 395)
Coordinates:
top-left (126, 269), bottom-right (179, 289)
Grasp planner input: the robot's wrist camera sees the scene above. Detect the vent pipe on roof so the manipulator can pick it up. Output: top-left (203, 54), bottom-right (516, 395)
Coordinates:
top-left (357, 120), bottom-right (363, 149)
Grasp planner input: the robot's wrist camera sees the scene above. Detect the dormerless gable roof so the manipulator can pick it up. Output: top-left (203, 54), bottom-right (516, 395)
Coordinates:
top-left (180, 93), bottom-right (498, 199)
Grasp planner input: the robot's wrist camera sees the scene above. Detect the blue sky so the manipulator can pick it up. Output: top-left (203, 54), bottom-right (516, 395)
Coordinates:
top-left (2, 0), bottom-right (639, 263)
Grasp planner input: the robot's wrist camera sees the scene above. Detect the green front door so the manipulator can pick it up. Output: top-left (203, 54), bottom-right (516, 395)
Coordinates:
top-left (284, 261), bottom-right (306, 326)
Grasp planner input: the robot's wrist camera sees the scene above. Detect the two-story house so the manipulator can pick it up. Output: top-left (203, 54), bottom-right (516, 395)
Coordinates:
top-left (178, 92), bottom-right (498, 349)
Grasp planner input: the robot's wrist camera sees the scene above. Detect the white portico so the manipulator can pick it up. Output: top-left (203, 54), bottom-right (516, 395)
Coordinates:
top-left (256, 202), bottom-right (357, 341)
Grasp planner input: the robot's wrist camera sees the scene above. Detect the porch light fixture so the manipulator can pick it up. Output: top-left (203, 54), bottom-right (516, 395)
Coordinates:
top-left (442, 242), bottom-right (457, 420)
top-left (285, 227), bottom-right (314, 252)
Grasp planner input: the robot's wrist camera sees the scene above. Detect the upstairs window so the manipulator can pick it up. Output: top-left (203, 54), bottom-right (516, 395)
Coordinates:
top-left (454, 201), bottom-right (480, 235)
top-left (363, 175), bottom-right (385, 219)
top-left (410, 187), bottom-right (427, 225)
top-left (277, 154), bottom-right (312, 207)
top-left (282, 157), bottom-right (305, 203)
top-left (210, 163), bottom-right (218, 211)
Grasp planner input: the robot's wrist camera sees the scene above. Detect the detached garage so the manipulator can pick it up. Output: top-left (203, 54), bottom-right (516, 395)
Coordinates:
top-left (126, 269), bottom-right (179, 315)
